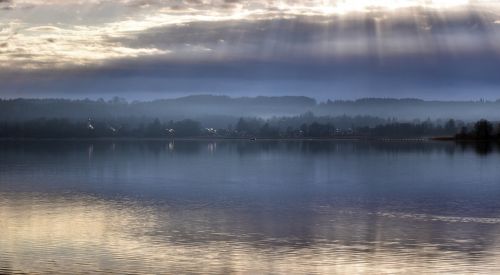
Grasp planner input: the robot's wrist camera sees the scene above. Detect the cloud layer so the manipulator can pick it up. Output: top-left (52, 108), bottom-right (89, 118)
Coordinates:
top-left (1, 0), bottom-right (500, 99)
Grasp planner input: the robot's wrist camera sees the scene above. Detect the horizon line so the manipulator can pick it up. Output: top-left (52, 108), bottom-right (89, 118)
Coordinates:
top-left (1, 94), bottom-right (499, 104)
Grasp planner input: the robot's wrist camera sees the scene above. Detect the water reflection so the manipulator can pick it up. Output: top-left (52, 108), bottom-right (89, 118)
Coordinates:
top-left (87, 144), bottom-right (93, 161)
top-left (2, 139), bottom-right (499, 156)
top-left (456, 141), bottom-right (500, 156)
top-left (208, 142), bottom-right (217, 153)
top-left (1, 140), bottom-right (500, 273)
top-left (1, 193), bottom-right (500, 274)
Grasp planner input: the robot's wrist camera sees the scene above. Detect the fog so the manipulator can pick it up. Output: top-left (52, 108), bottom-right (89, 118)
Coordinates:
top-left (2, 96), bottom-right (500, 127)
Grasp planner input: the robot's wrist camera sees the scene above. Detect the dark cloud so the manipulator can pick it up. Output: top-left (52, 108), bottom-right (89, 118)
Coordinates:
top-left (0, 0), bottom-right (12, 10)
top-left (1, 1), bottom-right (500, 100)
top-left (1, 46), bottom-right (499, 100)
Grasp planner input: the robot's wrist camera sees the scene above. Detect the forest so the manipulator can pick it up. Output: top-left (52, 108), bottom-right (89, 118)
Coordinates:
top-left (2, 96), bottom-right (500, 139)
top-left (0, 115), bottom-right (477, 139)
top-left (2, 96), bottom-right (500, 124)
top-left (455, 119), bottom-right (500, 141)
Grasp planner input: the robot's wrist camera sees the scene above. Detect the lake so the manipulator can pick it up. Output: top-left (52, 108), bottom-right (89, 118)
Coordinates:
top-left (1, 140), bottom-right (500, 274)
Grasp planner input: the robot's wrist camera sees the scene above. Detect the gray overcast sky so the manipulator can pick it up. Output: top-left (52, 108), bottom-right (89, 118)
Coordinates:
top-left (1, 0), bottom-right (500, 100)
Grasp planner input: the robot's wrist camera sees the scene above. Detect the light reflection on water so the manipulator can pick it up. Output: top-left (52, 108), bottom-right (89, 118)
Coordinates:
top-left (1, 140), bottom-right (500, 274)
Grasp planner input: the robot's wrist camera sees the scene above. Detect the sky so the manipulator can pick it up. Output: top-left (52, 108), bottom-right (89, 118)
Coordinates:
top-left (1, 0), bottom-right (500, 100)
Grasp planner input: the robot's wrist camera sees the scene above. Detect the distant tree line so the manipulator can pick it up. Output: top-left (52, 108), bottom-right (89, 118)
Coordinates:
top-left (232, 117), bottom-right (461, 138)
top-left (357, 119), bottom-right (460, 138)
top-left (455, 119), bottom-right (500, 141)
top-left (0, 118), bottom-right (202, 138)
top-left (0, 115), bottom-right (472, 139)
top-left (3, 96), bottom-right (500, 124)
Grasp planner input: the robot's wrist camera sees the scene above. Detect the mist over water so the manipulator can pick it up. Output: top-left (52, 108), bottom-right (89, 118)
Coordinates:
top-left (1, 140), bottom-right (500, 274)
top-left (3, 96), bottom-right (500, 124)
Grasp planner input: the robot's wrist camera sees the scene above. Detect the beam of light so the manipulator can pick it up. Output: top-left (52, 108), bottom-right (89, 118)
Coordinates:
top-left (301, 0), bottom-right (471, 15)
top-left (0, 0), bottom-right (499, 70)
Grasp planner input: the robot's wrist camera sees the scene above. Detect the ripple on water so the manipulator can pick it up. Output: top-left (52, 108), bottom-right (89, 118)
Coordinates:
top-left (2, 140), bottom-right (500, 274)
top-left (1, 193), bottom-right (500, 274)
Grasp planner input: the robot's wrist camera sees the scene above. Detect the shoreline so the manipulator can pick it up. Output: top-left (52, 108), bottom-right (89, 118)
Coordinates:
top-left (2, 136), bottom-right (498, 143)
top-left (0, 137), bottom-right (432, 142)
top-left (432, 136), bottom-right (500, 142)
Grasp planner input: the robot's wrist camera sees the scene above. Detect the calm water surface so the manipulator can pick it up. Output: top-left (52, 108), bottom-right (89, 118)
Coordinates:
top-left (1, 140), bottom-right (500, 274)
